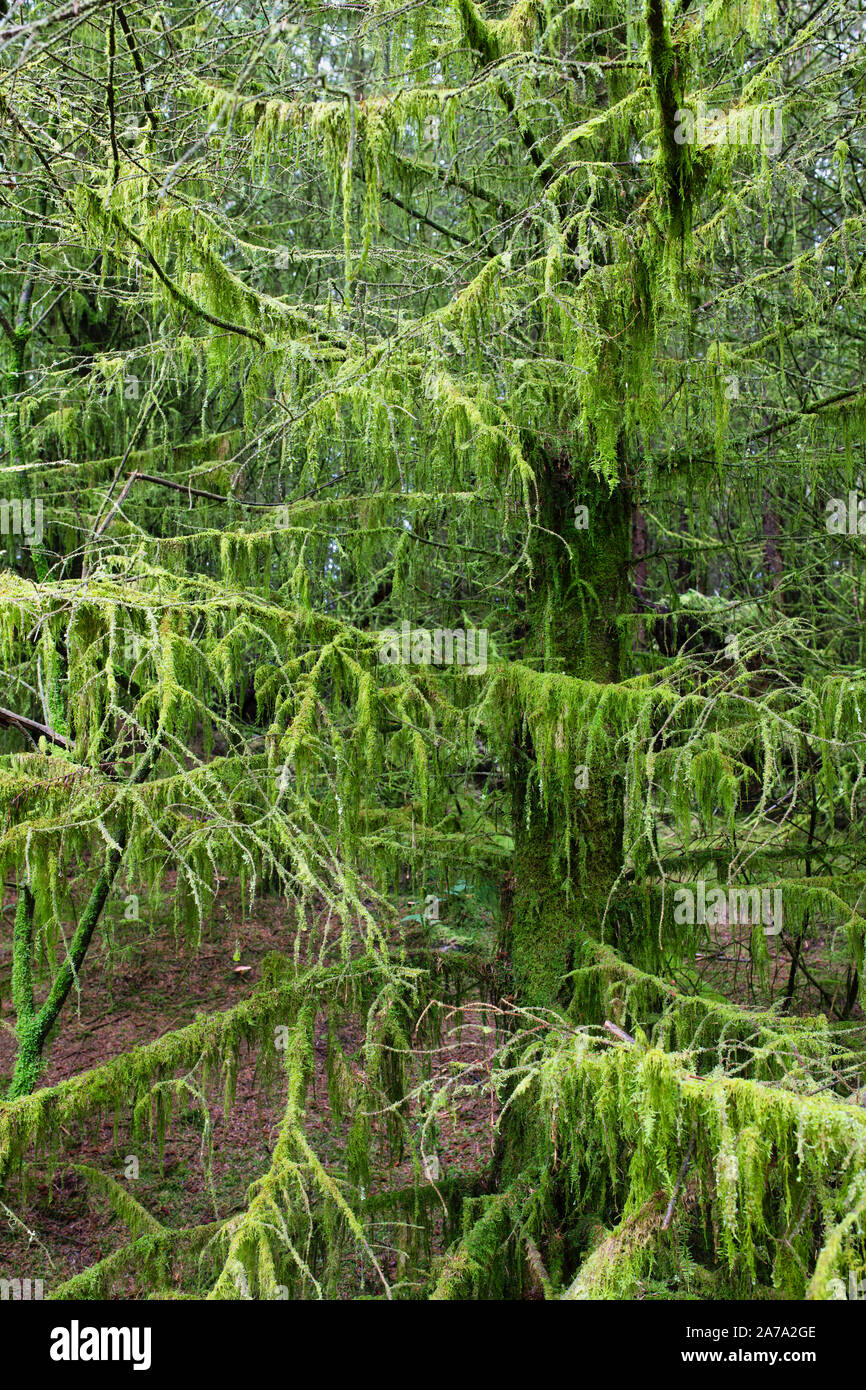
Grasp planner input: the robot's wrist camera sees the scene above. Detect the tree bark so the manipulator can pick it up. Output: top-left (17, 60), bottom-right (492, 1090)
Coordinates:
top-left (505, 455), bottom-right (630, 1005)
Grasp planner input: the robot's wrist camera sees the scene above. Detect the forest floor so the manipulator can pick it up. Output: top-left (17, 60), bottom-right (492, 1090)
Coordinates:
top-left (0, 878), bottom-right (497, 1298)
top-left (0, 878), bottom-right (860, 1298)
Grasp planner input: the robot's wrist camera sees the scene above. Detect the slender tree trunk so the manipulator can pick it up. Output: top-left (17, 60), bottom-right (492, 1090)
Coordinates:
top-left (7, 848), bottom-right (125, 1099)
top-left (6, 739), bottom-right (160, 1098)
top-left (632, 504), bottom-right (649, 653)
top-left (762, 487), bottom-right (784, 594)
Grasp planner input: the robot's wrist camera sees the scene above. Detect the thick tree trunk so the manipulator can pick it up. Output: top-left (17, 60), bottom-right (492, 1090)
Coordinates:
top-left (505, 456), bottom-right (630, 1005)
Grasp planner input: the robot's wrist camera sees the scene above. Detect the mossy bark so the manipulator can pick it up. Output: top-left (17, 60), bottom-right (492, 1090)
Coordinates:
top-left (506, 457), bottom-right (631, 1006)
top-left (7, 741), bottom-right (160, 1099)
top-left (7, 853), bottom-right (124, 1099)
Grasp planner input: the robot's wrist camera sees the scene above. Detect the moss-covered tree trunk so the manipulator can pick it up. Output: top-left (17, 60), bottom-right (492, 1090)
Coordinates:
top-left (506, 456), bottom-right (631, 1005)
top-left (6, 740), bottom-right (159, 1099)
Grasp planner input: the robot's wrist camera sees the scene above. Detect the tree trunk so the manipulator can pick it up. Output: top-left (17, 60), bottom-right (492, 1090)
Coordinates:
top-left (505, 456), bottom-right (630, 1005)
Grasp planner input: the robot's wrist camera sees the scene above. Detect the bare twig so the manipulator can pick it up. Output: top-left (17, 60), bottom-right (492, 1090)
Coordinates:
top-left (662, 1130), bottom-right (697, 1231)
top-left (603, 1019), bottom-right (636, 1045)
